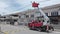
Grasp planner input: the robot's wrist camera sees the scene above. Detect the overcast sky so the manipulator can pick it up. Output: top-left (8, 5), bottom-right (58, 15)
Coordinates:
top-left (0, 0), bottom-right (60, 15)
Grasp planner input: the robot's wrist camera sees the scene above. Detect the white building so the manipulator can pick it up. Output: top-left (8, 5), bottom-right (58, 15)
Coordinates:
top-left (3, 4), bottom-right (60, 26)
top-left (15, 4), bottom-right (60, 25)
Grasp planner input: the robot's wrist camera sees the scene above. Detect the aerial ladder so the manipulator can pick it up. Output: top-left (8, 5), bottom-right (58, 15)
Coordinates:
top-left (28, 1), bottom-right (54, 32)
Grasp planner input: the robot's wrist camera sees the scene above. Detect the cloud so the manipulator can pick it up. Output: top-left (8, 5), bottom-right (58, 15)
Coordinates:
top-left (3, 0), bottom-right (21, 11)
top-left (0, 2), bottom-right (8, 8)
top-left (16, 0), bottom-right (60, 8)
top-left (0, 0), bottom-right (60, 15)
top-left (0, 1), bottom-right (9, 15)
top-left (0, 0), bottom-right (21, 15)
top-left (14, 0), bottom-right (60, 11)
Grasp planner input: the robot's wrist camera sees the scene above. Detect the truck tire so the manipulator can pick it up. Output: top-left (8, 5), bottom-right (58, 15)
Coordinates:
top-left (36, 28), bottom-right (42, 32)
top-left (29, 26), bottom-right (35, 30)
top-left (50, 26), bottom-right (54, 31)
top-left (46, 30), bottom-right (49, 33)
top-left (46, 26), bottom-right (54, 33)
top-left (29, 28), bottom-right (32, 30)
top-left (39, 28), bottom-right (42, 32)
top-left (41, 26), bottom-right (46, 31)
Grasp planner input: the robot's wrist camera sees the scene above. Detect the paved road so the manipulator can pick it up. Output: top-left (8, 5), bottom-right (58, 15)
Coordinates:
top-left (0, 24), bottom-right (60, 34)
top-left (13, 30), bottom-right (60, 34)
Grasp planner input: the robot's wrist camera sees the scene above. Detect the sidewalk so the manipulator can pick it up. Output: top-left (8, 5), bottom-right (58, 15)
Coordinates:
top-left (0, 24), bottom-right (29, 34)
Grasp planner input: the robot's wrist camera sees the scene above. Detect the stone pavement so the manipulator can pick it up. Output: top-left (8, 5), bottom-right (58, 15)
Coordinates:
top-left (0, 32), bottom-right (5, 34)
top-left (0, 24), bottom-right (29, 34)
top-left (0, 24), bottom-right (60, 34)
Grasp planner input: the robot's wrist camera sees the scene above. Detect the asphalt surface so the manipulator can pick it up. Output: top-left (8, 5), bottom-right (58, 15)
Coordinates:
top-left (0, 24), bottom-right (60, 34)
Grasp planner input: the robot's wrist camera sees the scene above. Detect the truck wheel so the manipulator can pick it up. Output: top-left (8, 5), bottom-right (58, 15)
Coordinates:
top-left (38, 29), bottom-right (41, 32)
top-left (29, 26), bottom-right (35, 30)
top-left (36, 28), bottom-right (42, 32)
top-left (49, 26), bottom-right (54, 31)
top-left (46, 30), bottom-right (49, 33)
top-left (29, 27), bottom-right (32, 30)
top-left (29, 28), bottom-right (32, 30)
top-left (51, 27), bottom-right (54, 31)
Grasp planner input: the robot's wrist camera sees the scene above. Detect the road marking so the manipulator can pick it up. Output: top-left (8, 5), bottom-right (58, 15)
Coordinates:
top-left (4, 32), bottom-right (8, 34)
top-left (4, 29), bottom-right (21, 34)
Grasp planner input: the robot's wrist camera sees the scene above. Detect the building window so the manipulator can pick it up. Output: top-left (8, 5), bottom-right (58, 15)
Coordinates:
top-left (31, 15), bottom-right (34, 17)
top-left (35, 11), bottom-right (41, 17)
top-left (19, 16), bottom-right (21, 18)
top-left (45, 13), bottom-right (48, 16)
top-left (11, 15), bottom-right (18, 17)
top-left (51, 12), bottom-right (58, 16)
top-left (26, 15), bottom-right (29, 18)
top-left (21, 15), bottom-right (25, 18)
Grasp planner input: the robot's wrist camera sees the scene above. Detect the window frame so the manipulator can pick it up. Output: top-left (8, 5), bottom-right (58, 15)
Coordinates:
top-left (51, 12), bottom-right (58, 16)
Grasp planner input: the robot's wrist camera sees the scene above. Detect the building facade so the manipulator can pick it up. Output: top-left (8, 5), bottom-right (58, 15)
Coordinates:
top-left (3, 4), bottom-right (60, 26)
top-left (41, 4), bottom-right (60, 24)
top-left (16, 4), bottom-right (60, 25)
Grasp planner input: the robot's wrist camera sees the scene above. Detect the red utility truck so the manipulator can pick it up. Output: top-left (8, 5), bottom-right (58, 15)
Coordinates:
top-left (28, 20), bottom-right (54, 32)
top-left (28, 2), bottom-right (54, 32)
